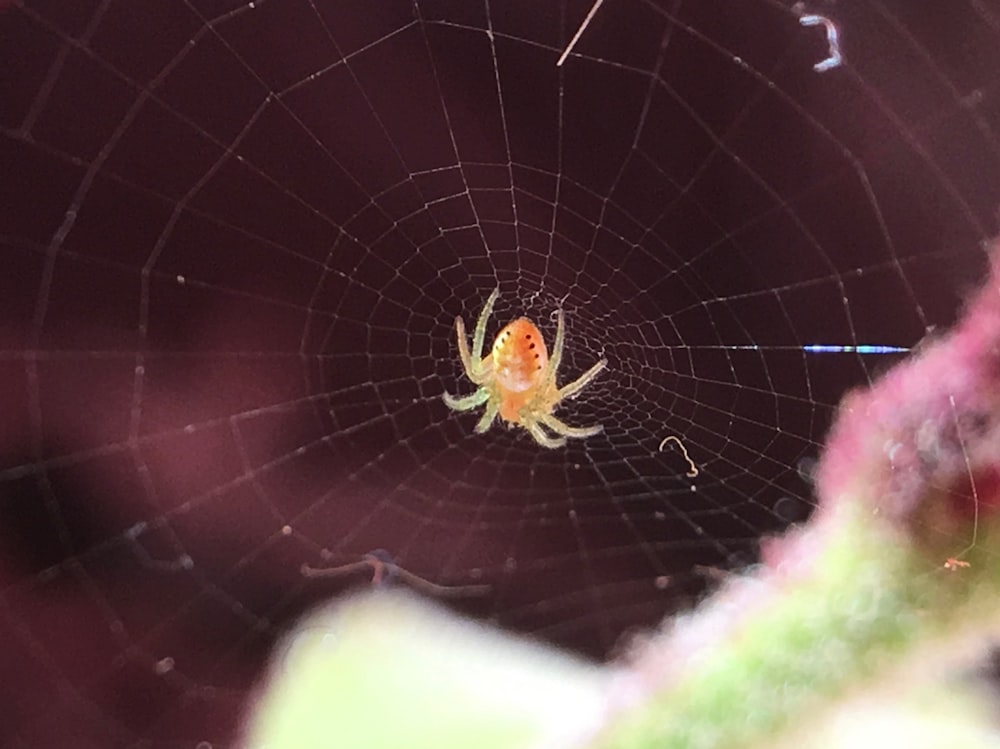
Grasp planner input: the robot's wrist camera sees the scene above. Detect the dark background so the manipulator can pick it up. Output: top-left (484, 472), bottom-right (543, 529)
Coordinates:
top-left (1, 0), bottom-right (999, 746)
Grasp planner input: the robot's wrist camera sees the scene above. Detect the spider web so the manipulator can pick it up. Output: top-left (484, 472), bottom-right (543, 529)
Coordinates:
top-left (2, 0), bottom-right (1000, 746)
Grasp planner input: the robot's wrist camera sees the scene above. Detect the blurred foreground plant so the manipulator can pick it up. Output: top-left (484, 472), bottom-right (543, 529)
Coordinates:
top-left (243, 248), bottom-right (1000, 749)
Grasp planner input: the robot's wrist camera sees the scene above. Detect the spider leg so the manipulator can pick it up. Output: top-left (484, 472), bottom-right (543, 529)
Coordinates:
top-left (558, 358), bottom-right (607, 400)
top-left (540, 308), bottom-right (566, 390)
top-left (538, 413), bottom-right (603, 440)
top-left (525, 421), bottom-right (567, 449)
top-left (456, 315), bottom-right (495, 385)
top-left (443, 388), bottom-right (490, 412)
top-left (472, 288), bottom-right (500, 362)
top-left (455, 315), bottom-right (477, 381)
top-left (454, 288), bottom-right (499, 384)
top-left (473, 397), bottom-right (500, 433)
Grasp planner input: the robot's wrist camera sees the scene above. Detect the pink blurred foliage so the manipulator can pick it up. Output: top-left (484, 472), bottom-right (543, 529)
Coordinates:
top-left (814, 243), bottom-right (1000, 544)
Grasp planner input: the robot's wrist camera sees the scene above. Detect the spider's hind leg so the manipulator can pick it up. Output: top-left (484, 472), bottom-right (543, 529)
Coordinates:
top-left (543, 309), bottom-right (566, 389)
top-left (455, 316), bottom-right (475, 381)
top-left (472, 288), bottom-right (500, 362)
top-left (443, 388), bottom-right (490, 412)
top-left (455, 288), bottom-right (500, 385)
top-left (558, 358), bottom-right (607, 400)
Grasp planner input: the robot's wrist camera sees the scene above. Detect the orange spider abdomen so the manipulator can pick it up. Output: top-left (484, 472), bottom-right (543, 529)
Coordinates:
top-left (492, 318), bottom-right (548, 421)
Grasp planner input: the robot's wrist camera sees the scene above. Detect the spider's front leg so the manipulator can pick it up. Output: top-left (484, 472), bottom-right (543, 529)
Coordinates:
top-left (473, 397), bottom-right (500, 433)
top-left (525, 421), bottom-right (567, 449)
top-left (538, 413), bottom-right (603, 439)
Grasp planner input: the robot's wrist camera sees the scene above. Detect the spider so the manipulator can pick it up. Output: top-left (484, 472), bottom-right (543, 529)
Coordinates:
top-left (442, 288), bottom-right (607, 448)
